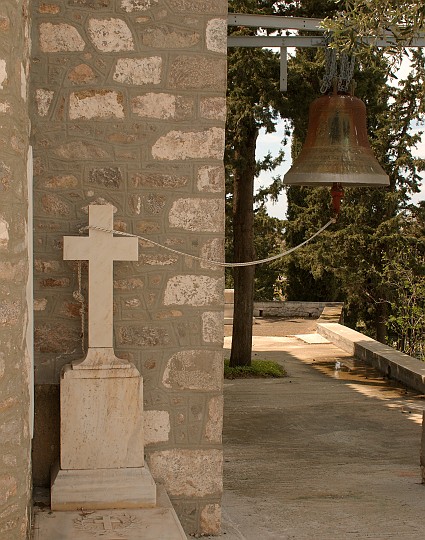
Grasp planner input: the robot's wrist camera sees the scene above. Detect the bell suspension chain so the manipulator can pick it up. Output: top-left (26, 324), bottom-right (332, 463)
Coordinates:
top-left (320, 35), bottom-right (355, 94)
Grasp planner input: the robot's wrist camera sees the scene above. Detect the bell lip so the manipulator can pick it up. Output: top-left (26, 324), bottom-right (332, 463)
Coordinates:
top-left (283, 172), bottom-right (390, 187)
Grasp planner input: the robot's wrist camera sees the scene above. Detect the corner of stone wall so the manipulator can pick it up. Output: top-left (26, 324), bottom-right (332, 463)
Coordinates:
top-left (0, 1), bottom-right (33, 538)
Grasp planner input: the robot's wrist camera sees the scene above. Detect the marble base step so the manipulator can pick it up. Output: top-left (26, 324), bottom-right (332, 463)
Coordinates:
top-left (33, 485), bottom-right (186, 540)
top-left (51, 463), bottom-right (157, 511)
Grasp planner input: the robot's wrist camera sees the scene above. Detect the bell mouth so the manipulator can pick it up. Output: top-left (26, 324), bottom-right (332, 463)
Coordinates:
top-left (283, 172), bottom-right (389, 187)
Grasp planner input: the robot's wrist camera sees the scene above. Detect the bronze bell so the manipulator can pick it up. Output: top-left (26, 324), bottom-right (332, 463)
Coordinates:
top-left (283, 92), bottom-right (389, 187)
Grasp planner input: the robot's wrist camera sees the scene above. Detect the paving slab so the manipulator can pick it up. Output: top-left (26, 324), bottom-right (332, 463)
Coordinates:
top-left (203, 323), bottom-right (425, 540)
top-left (294, 333), bottom-right (330, 344)
top-left (33, 486), bottom-right (186, 540)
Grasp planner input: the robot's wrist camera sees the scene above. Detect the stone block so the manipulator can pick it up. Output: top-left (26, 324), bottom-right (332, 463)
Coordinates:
top-left (167, 0), bottom-right (227, 14)
top-left (0, 216), bottom-right (9, 249)
top-left (60, 362), bottom-right (145, 470)
top-left (197, 165), bottom-right (224, 193)
top-left (200, 96), bottom-right (226, 121)
top-left (131, 93), bottom-right (193, 120)
top-left (148, 449), bottom-right (223, 497)
top-left (164, 275), bottom-right (223, 306)
top-left (200, 237), bottom-right (224, 269)
top-left (144, 410), bottom-right (170, 445)
top-left (142, 26), bottom-right (200, 48)
top-left (0, 300), bottom-right (20, 326)
top-left (68, 0), bottom-right (110, 6)
top-left (89, 167), bottom-right (122, 188)
top-left (152, 127), bottom-right (224, 160)
top-left (121, 0), bottom-right (158, 11)
top-left (131, 171), bottom-right (188, 189)
top-left (39, 23), bottom-right (85, 52)
top-left (206, 18), bottom-right (227, 54)
top-left (53, 141), bottom-right (110, 160)
top-left (35, 89), bottom-right (54, 117)
top-left (69, 91), bottom-right (125, 120)
top-left (43, 175), bottom-right (79, 189)
top-left (200, 503), bottom-right (221, 535)
top-left (205, 395), bottom-right (223, 442)
top-left (0, 60), bottom-right (6, 90)
top-left (117, 325), bottom-right (170, 347)
top-left (41, 194), bottom-right (70, 216)
top-left (38, 3), bottom-right (61, 14)
top-left (202, 311), bottom-right (223, 343)
top-left (169, 56), bottom-right (226, 90)
top-left (67, 64), bottom-right (96, 85)
top-left (162, 350), bottom-right (222, 391)
top-left (88, 18), bottom-right (134, 52)
top-left (113, 57), bottom-right (162, 85)
top-left (169, 198), bottom-right (224, 232)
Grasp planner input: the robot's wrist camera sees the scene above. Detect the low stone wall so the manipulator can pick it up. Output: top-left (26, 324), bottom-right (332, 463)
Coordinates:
top-left (254, 301), bottom-right (344, 320)
top-left (317, 323), bottom-right (425, 394)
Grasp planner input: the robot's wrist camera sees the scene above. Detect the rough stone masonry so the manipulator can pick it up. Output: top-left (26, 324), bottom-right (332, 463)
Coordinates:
top-left (29, 0), bottom-right (227, 536)
top-left (0, 1), bottom-right (33, 539)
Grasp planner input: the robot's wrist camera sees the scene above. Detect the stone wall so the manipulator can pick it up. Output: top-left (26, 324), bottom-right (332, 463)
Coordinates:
top-left (30, 0), bottom-right (227, 535)
top-left (0, 1), bottom-right (33, 538)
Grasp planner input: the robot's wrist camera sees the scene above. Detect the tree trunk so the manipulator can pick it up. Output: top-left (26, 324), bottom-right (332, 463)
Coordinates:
top-left (375, 301), bottom-right (388, 344)
top-left (229, 127), bottom-right (258, 367)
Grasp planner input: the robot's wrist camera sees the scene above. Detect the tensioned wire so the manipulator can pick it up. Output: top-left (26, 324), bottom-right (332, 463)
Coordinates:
top-left (80, 218), bottom-right (336, 268)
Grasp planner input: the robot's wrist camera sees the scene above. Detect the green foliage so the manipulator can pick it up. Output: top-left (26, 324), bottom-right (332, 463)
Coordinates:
top-left (382, 211), bottom-right (425, 360)
top-left (284, 45), bottom-right (425, 346)
top-left (224, 358), bottom-right (286, 379)
top-left (322, 0), bottom-right (425, 58)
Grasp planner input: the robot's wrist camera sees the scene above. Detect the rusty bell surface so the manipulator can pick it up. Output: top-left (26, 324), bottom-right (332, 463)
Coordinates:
top-left (283, 93), bottom-right (390, 187)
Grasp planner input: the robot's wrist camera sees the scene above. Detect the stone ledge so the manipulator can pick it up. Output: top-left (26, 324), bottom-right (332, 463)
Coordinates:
top-left (253, 301), bottom-right (344, 319)
top-left (317, 322), bottom-right (425, 394)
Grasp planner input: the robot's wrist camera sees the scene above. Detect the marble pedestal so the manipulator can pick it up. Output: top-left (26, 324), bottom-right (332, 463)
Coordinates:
top-left (51, 348), bottom-right (156, 511)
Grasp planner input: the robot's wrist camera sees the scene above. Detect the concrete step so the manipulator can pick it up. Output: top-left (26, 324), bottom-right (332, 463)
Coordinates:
top-left (32, 485), bottom-right (186, 540)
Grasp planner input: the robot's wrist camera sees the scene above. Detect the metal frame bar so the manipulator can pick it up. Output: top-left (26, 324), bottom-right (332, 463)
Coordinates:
top-left (227, 35), bottom-right (425, 48)
top-left (227, 13), bottom-right (425, 91)
top-left (227, 13), bottom-right (323, 32)
top-left (280, 47), bottom-right (288, 92)
top-left (227, 36), bottom-right (326, 48)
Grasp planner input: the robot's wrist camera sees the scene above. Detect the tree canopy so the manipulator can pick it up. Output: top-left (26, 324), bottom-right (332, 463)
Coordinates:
top-left (226, 0), bottom-right (425, 361)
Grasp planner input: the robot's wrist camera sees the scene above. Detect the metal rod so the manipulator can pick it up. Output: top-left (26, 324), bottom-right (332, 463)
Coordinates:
top-left (227, 35), bottom-right (425, 48)
top-left (280, 47), bottom-right (288, 92)
top-left (228, 36), bottom-right (326, 48)
top-left (228, 13), bottom-right (323, 31)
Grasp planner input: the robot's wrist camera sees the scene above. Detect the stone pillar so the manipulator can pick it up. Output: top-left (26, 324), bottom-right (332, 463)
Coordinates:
top-left (30, 0), bottom-right (227, 534)
top-left (0, 1), bottom-right (32, 538)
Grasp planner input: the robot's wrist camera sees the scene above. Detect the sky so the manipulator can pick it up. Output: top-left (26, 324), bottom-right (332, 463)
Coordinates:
top-left (255, 59), bottom-right (425, 220)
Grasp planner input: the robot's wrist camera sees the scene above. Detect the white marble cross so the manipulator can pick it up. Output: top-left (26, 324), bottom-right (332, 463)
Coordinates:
top-left (64, 205), bottom-right (138, 353)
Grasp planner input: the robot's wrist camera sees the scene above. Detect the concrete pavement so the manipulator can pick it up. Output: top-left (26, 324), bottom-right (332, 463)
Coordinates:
top-left (199, 328), bottom-right (425, 539)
